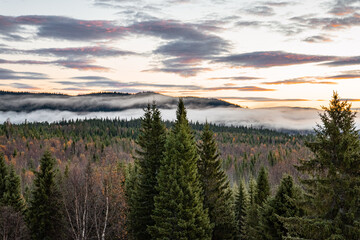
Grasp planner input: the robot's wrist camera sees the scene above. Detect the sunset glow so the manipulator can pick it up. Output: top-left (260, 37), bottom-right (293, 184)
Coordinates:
top-left (1, 0), bottom-right (360, 108)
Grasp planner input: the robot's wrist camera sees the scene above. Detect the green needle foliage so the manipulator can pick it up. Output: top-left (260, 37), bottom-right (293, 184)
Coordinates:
top-left (128, 103), bottom-right (166, 239)
top-left (242, 178), bottom-right (260, 240)
top-left (149, 99), bottom-right (212, 240)
top-left (235, 179), bottom-right (249, 239)
top-left (0, 153), bottom-right (8, 202)
top-left (2, 164), bottom-right (25, 213)
top-left (284, 92), bottom-right (360, 239)
top-left (27, 150), bottom-right (64, 240)
top-left (198, 123), bottom-right (236, 240)
top-left (260, 175), bottom-right (304, 240)
top-left (255, 166), bottom-right (270, 206)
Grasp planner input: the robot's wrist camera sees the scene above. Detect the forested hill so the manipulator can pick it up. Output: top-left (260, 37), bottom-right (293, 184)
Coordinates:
top-left (0, 118), bottom-right (312, 187)
top-left (0, 91), bottom-right (239, 112)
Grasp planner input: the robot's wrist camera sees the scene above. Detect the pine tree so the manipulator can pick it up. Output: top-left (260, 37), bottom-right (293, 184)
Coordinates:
top-left (235, 179), bottom-right (249, 239)
top-left (255, 166), bottom-right (270, 206)
top-left (242, 178), bottom-right (259, 240)
top-left (284, 92), bottom-right (360, 239)
top-left (198, 123), bottom-right (236, 240)
top-left (0, 153), bottom-right (8, 202)
top-left (2, 164), bottom-right (25, 213)
top-left (27, 150), bottom-right (65, 240)
top-left (128, 103), bottom-right (166, 239)
top-left (260, 175), bottom-right (304, 240)
top-left (149, 99), bottom-right (212, 240)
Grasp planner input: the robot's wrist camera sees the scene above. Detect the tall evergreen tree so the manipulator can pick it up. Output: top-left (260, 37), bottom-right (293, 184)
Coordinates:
top-left (128, 103), bottom-right (166, 239)
top-left (2, 164), bottom-right (25, 213)
top-left (149, 99), bottom-right (212, 240)
top-left (27, 150), bottom-right (64, 240)
top-left (198, 123), bottom-right (236, 240)
top-left (235, 179), bottom-right (249, 239)
top-left (242, 178), bottom-right (259, 240)
top-left (260, 175), bottom-right (304, 240)
top-left (0, 153), bottom-right (8, 202)
top-left (255, 166), bottom-right (270, 206)
top-left (284, 92), bottom-right (360, 239)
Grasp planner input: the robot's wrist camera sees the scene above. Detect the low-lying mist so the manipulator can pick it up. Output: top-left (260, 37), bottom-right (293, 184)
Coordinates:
top-left (0, 107), bottom-right (328, 130)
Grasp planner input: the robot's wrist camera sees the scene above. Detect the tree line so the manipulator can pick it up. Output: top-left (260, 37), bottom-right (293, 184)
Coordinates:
top-left (1, 92), bottom-right (359, 239)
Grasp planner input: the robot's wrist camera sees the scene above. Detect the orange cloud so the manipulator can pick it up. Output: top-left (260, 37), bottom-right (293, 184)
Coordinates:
top-left (206, 86), bottom-right (275, 91)
top-left (263, 77), bottom-right (337, 85)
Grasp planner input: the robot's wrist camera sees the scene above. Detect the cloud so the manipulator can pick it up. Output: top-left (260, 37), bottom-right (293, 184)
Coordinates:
top-left (291, 14), bottom-right (360, 30)
top-left (303, 35), bottom-right (332, 43)
top-left (58, 77), bottom-right (204, 90)
top-left (21, 15), bottom-right (127, 41)
top-left (143, 67), bottom-right (212, 77)
top-left (244, 6), bottom-right (275, 16)
top-left (0, 58), bottom-right (110, 71)
top-left (208, 76), bottom-right (262, 80)
top-left (220, 96), bottom-right (309, 102)
top-left (0, 107), bottom-right (325, 130)
top-left (328, 0), bottom-right (360, 16)
top-left (0, 68), bottom-right (49, 80)
top-left (154, 37), bottom-right (228, 60)
top-left (129, 20), bottom-right (220, 40)
top-left (324, 73), bottom-right (360, 79)
top-left (324, 56), bottom-right (360, 66)
top-left (72, 76), bottom-right (112, 81)
top-left (236, 21), bottom-right (264, 27)
top-left (1, 15), bottom-right (230, 76)
top-left (261, 1), bottom-right (292, 7)
top-left (214, 51), bottom-right (334, 68)
top-left (27, 46), bottom-right (137, 58)
top-left (129, 20), bottom-right (229, 76)
top-left (263, 78), bottom-right (337, 85)
top-left (205, 86), bottom-right (275, 91)
top-left (0, 15), bottom-right (129, 41)
top-left (9, 83), bottom-right (41, 90)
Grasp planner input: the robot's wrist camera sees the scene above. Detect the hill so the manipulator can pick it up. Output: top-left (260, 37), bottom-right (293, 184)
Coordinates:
top-left (0, 91), bottom-right (240, 112)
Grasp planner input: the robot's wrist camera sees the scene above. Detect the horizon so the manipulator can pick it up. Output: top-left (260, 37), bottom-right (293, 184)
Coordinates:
top-left (1, 0), bottom-right (360, 109)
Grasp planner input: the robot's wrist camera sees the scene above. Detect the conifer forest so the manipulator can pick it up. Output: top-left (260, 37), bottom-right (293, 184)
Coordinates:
top-left (1, 92), bottom-right (360, 240)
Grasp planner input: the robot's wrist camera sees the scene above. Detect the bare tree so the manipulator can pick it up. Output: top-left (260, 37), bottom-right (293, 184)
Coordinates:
top-left (0, 206), bottom-right (29, 240)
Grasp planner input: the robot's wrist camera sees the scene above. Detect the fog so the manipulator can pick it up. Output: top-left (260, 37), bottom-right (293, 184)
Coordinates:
top-left (0, 92), bottom-right (233, 112)
top-left (0, 107), bottom-right (327, 130)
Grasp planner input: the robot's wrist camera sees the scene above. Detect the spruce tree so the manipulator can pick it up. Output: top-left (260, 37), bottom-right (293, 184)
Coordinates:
top-left (0, 153), bottom-right (8, 202)
top-left (242, 178), bottom-right (259, 240)
top-left (149, 99), bottom-right (212, 239)
top-left (129, 103), bottom-right (166, 239)
top-left (255, 166), bottom-right (270, 206)
top-left (235, 179), bottom-right (249, 239)
top-left (2, 164), bottom-right (25, 213)
top-left (27, 150), bottom-right (64, 240)
top-left (260, 175), bottom-right (304, 240)
top-left (198, 123), bottom-right (236, 240)
top-left (284, 92), bottom-right (360, 239)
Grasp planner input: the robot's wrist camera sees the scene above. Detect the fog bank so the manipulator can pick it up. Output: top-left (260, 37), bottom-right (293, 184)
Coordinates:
top-left (0, 107), bottom-right (329, 130)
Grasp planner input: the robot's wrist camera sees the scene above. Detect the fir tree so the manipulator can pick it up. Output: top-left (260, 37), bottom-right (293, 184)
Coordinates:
top-left (149, 99), bottom-right (212, 240)
top-left (235, 179), bottom-right (249, 239)
top-left (255, 166), bottom-right (270, 206)
top-left (198, 123), bottom-right (236, 240)
top-left (2, 164), bottom-right (26, 213)
top-left (129, 103), bottom-right (166, 239)
top-left (242, 178), bottom-right (259, 240)
top-left (0, 153), bottom-right (8, 202)
top-left (27, 150), bottom-right (65, 240)
top-left (260, 175), bottom-right (304, 240)
top-left (284, 92), bottom-right (360, 239)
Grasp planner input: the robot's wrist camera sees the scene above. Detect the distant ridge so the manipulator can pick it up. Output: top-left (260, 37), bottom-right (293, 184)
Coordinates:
top-left (0, 91), bottom-right (241, 112)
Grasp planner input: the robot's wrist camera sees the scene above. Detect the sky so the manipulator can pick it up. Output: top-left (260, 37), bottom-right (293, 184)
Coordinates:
top-left (1, 0), bottom-right (360, 109)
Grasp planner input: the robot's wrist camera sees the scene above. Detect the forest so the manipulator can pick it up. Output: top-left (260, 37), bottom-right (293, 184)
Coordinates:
top-left (1, 92), bottom-right (359, 239)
